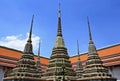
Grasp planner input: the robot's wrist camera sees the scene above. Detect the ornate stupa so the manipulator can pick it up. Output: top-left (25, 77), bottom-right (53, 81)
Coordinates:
top-left (43, 4), bottom-right (76, 81)
top-left (35, 40), bottom-right (42, 77)
top-left (75, 40), bottom-right (84, 78)
top-left (4, 15), bottom-right (42, 81)
top-left (78, 17), bottom-right (116, 81)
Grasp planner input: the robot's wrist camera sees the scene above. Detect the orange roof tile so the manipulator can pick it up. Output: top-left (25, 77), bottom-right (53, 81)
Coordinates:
top-left (0, 62), bottom-right (16, 67)
top-left (0, 58), bottom-right (17, 64)
top-left (0, 47), bottom-right (21, 59)
top-left (70, 44), bottom-right (120, 63)
top-left (98, 44), bottom-right (120, 57)
top-left (69, 53), bottom-right (88, 64)
top-left (0, 46), bottom-right (49, 67)
top-left (103, 60), bottom-right (120, 67)
top-left (0, 44), bottom-right (120, 68)
top-left (34, 56), bottom-right (48, 65)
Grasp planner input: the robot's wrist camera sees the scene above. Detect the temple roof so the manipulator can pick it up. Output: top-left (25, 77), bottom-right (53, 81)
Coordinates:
top-left (0, 45), bottom-right (49, 68)
top-left (0, 43), bottom-right (120, 68)
top-left (70, 43), bottom-right (120, 67)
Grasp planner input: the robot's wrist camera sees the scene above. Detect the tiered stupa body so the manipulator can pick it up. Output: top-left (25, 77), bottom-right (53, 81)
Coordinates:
top-left (4, 15), bottom-right (42, 81)
top-left (75, 41), bottom-right (84, 78)
top-left (78, 17), bottom-right (116, 81)
top-left (43, 5), bottom-right (76, 80)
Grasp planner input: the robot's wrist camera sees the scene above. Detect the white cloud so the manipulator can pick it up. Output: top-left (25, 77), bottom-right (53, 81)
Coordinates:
top-left (0, 33), bottom-right (40, 53)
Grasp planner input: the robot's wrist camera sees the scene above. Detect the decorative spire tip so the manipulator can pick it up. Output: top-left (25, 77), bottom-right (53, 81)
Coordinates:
top-left (87, 16), bottom-right (92, 41)
top-left (58, 3), bottom-right (61, 18)
top-left (27, 15), bottom-right (34, 43)
top-left (57, 3), bottom-right (62, 37)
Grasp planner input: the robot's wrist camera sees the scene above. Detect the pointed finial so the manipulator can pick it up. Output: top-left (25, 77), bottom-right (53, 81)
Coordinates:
top-left (38, 39), bottom-right (41, 60)
top-left (57, 3), bottom-right (62, 37)
top-left (27, 15), bottom-right (34, 43)
top-left (77, 40), bottom-right (80, 60)
top-left (23, 15), bottom-right (34, 54)
top-left (87, 16), bottom-right (92, 41)
top-left (58, 3), bottom-right (61, 18)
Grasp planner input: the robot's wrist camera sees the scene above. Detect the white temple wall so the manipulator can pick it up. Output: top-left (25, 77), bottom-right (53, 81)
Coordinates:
top-left (108, 66), bottom-right (120, 81)
top-left (0, 67), bottom-right (5, 81)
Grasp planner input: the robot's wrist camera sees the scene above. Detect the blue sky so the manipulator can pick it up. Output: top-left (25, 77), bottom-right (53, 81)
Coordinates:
top-left (0, 0), bottom-right (120, 57)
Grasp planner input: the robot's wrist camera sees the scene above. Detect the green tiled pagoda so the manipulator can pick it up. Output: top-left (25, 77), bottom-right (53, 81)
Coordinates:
top-left (4, 15), bottom-right (42, 81)
top-left (78, 17), bottom-right (116, 81)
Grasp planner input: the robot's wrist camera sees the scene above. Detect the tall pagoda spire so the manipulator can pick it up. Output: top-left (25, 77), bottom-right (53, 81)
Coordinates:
top-left (57, 3), bottom-right (62, 37)
top-left (24, 15), bottom-right (34, 54)
top-left (87, 17), bottom-right (97, 57)
top-left (43, 3), bottom-right (76, 80)
top-left (27, 15), bottom-right (34, 43)
top-left (78, 17), bottom-right (116, 81)
top-left (87, 17), bottom-right (92, 41)
top-left (76, 40), bottom-right (83, 78)
top-left (54, 3), bottom-right (65, 48)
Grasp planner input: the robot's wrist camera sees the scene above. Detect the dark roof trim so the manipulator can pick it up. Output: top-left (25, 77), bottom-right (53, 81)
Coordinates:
top-left (0, 59), bottom-right (17, 65)
top-left (0, 55), bottom-right (19, 61)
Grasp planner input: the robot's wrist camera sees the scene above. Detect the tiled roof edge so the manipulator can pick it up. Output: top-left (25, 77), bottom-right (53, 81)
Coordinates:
top-left (70, 43), bottom-right (120, 58)
top-left (1, 43), bottom-right (120, 59)
top-left (0, 45), bottom-right (23, 53)
top-left (97, 43), bottom-right (120, 51)
top-left (0, 45), bottom-right (49, 59)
